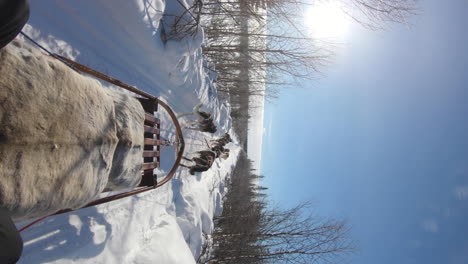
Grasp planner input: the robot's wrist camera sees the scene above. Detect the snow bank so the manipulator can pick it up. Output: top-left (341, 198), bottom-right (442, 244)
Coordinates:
top-left (13, 0), bottom-right (240, 263)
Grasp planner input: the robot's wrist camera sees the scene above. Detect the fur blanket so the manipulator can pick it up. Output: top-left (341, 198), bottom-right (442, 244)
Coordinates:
top-left (0, 40), bottom-right (144, 221)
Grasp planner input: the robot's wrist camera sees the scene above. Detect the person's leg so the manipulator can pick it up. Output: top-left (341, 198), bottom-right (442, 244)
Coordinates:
top-left (0, 206), bottom-right (23, 264)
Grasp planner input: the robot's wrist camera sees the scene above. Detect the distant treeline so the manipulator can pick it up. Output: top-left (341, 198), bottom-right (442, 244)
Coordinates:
top-left (198, 151), bottom-right (352, 264)
top-left (193, 0), bottom-right (417, 262)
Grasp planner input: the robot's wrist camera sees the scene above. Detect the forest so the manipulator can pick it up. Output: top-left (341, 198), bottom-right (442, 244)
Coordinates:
top-left (171, 0), bottom-right (416, 262)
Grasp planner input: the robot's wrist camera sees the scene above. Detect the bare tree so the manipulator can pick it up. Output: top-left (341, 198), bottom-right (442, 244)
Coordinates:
top-left (342, 0), bottom-right (417, 29)
top-left (201, 0), bottom-right (417, 132)
top-left (208, 201), bottom-right (352, 264)
top-left (263, 0), bottom-right (417, 27)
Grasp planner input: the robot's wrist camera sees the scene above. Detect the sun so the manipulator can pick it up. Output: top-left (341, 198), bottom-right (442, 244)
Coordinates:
top-left (304, 1), bottom-right (351, 40)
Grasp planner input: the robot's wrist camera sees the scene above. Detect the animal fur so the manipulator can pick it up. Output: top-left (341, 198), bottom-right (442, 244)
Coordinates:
top-left (180, 150), bottom-right (216, 175)
top-left (209, 133), bottom-right (231, 159)
top-left (178, 103), bottom-right (217, 133)
top-left (210, 133), bottom-right (231, 147)
top-left (0, 40), bottom-right (144, 221)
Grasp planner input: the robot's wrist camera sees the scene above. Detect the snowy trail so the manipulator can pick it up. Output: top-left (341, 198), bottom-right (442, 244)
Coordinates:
top-left (15, 1), bottom-right (239, 263)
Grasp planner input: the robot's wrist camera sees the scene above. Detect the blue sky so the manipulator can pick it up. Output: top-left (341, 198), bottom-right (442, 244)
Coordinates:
top-left (261, 1), bottom-right (468, 263)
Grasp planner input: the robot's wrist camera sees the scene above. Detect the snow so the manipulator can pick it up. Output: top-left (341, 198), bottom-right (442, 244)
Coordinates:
top-left (14, 1), bottom-right (239, 263)
top-left (248, 97), bottom-right (265, 173)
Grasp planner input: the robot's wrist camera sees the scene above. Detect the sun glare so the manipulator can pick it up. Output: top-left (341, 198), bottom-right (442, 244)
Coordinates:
top-left (304, 1), bottom-right (350, 40)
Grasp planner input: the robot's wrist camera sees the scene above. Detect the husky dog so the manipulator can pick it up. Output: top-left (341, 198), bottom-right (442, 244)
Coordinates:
top-left (179, 163), bottom-right (211, 175)
top-left (216, 149), bottom-right (230, 160)
top-left (210, 133), bottom-right (231, 147)
top-left (208, 133), bottom-right (231, 159)
top-left (180, 150), bottom-right (216, 175)
top-left (178, 104), bottom-right (217, 133)
top-left (211, 144), bottom-right (230, 159)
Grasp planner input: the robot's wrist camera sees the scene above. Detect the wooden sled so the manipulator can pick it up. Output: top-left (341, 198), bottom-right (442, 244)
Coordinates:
top-left (39, 56), bottom-right (185, 217)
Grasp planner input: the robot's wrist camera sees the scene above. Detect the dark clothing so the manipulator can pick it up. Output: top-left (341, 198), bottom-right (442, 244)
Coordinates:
top-left (0, 206), bottom-right (23, 264)
top-left (0, 0), bottom-right (30, 49)
top-left (0, 2), bottom-right (29, 260)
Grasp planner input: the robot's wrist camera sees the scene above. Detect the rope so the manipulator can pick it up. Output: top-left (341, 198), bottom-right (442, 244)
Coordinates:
top-left (19, 32), bottom-right (79, 72)
top-left (182, 136), bottom-right (211, 148)
top-left (185, 142), bottom-right (210, 147)
top-left (157, 138), bottom-right (209, 149)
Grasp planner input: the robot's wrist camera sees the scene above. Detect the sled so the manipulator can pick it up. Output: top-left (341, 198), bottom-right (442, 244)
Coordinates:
top-left (18, 56), bottom-right (185, 232)
top-left (15, 34), bottom-right (186, 231)
top-left (52, 55), bottom-right (185, 212)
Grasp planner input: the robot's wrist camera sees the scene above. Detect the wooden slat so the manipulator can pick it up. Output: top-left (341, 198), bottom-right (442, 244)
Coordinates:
top-left (144, 138), bottom-right (159, 145)
top-left (143, 151), bottom-right (160, 158)
top-left (143, 162), bottom-right (159, 170)
top-left (144, 113), bottom-right (156, 124)
top-left (142, 169), bottom-right (155, 174)
top-left (144, 125), bottom-right (159, 134)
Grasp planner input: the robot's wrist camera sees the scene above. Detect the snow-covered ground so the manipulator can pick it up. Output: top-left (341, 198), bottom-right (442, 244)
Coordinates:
top-left (14, 1), bottom-right (239, 263)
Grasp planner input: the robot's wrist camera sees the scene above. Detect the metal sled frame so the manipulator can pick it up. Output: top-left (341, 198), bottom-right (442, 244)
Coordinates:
top-left (48, 55), bottom-right (186, 216)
